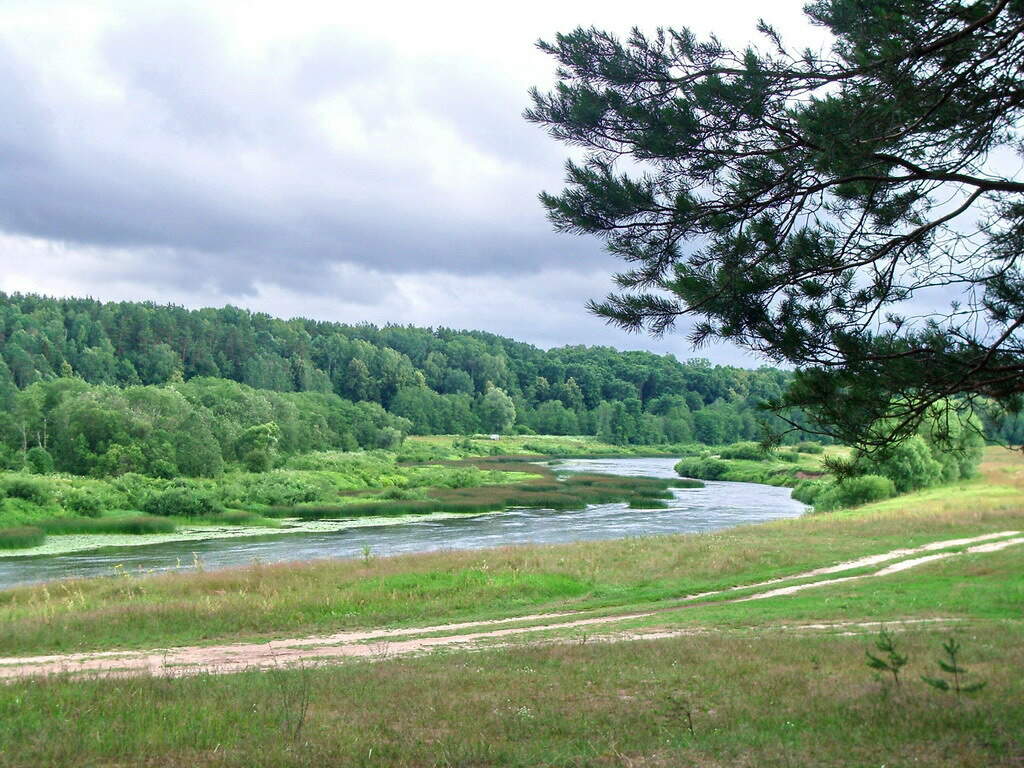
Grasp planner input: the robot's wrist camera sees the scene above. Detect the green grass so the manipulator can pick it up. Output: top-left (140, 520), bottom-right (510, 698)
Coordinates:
top-left (266, 463), bottom-right (694, 520)
top-left (0, 448), bottom-right (1021, 767)
top-left (0, 525), bottom-right (46, 549)
top-left (0, 448), bottom-right (1019, 656)
top-left (36, 515), bottom-right (177, 535)
top-left (0, 621), bottom-right (1019, 767)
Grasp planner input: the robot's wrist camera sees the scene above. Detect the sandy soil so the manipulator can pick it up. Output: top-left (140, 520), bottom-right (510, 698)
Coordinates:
top-left (0, 530), bottom-right (1018, 681)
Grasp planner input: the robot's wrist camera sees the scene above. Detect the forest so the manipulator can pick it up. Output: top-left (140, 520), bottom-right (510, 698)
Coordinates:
top-left (0, 292), bottom-right (838, 475)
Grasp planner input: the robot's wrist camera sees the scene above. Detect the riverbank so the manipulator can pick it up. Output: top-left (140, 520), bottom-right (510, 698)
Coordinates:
top-left (0, 447), bottom-right (711, 561)
top-left (1, 447), bottom-right (1018, 656)
top-left (0, 447), bottom-right (1020, 766)
top-left (0, 434), bottom-right (835, 561)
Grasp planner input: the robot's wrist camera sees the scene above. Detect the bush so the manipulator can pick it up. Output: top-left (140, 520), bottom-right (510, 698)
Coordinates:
top-left (791, 479), bottom-right (826, 505)
top-left (110, 472), bottom-right (158, 510)
top-left (225, 472), bottom-right (333, 506)
top-left (797, 441), bottom-right (825, 454)
top-left (869, 436), bottom-right (944, 493)
top-left (718, 442), bottom-right (770, 461)
top-left (777, 450), bottom-right (801, 463)
top-left (674, 457), bottom-right (730, 480)
top-left (142, 487), bottom-right (222, 518)
top-left (0, 525), bottom-right (46, 549)
top-left (25, 447), bottom-right (55, 474)
top-left (2, 476), bottom-right (53, 505)
top-left (814, 474), bottom-right (896, 512)
top-left (62, 488), bottom-right (104, 517)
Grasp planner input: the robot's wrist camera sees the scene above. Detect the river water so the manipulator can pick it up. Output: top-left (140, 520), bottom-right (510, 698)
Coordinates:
top-left (0, 457), bottom-right (805, 589)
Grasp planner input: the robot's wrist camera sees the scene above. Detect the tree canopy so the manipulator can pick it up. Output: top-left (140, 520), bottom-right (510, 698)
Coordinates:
top-left (0, 292), bottom-right (828, 451)
top-left (527, 0), bottom-right (1024, 449)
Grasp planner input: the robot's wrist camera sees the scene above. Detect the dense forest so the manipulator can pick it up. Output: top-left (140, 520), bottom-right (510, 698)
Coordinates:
top-left (0, 293), bottom-right (830, 469)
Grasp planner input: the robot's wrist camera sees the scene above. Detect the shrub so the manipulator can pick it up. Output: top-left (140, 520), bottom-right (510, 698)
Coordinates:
top-left (868, 436), bottom-right (943, 493)
top-left (226, 472), bottom-right (333, 506)
top-left (814, 474), bottom-right (896, 511)
top-left (2, 476), bottom-right (53, 505)
top-left (62, 489), bottom-right (104, 517)
top-left (378, 486), bottom-right (427, 501)
top-left (243, 449), bottom-right (273, 473)
top-left (718, 442), bottom-right (770, 461)
top-left (791, 479), bottom-right (826, 505)
top-left (25, 447), bottom-right (55, 474)
top-left (0, 526), bottom-right (46, 549)
top-left (797, 441), bottom-right (825, 454)
top-left (110, 472), bottom-right (158, 510)
top-left (777, 450), bottom-right (801, 463)
top-left (142, 487), bottom-right (222, 518)
top-left (674, 457), bottom-right (730, 480)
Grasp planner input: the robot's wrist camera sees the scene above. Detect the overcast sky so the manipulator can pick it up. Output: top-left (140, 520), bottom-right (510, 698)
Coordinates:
top-left (0, 0), bottom-right (829, 364)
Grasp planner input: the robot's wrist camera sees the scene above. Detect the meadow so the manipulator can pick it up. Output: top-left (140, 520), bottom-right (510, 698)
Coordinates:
top-left (0, 447), bottom-right (1020, 766)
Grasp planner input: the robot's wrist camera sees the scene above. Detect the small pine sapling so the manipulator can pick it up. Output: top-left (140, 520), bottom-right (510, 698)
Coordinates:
top-left (921, 637), bottom-right (987, 700)
top-left (866, 627), bottom-right (908, 688)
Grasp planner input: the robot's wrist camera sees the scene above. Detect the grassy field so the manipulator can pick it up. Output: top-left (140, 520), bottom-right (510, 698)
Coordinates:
top-left (0, 447), bottom-right (1020, 766)
top-left (0, 448), bottom-right (1018, 656)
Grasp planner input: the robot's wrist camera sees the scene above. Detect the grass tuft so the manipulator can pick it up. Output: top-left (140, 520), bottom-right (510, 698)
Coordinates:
top-left (0, 525), bottom-right (46, 549)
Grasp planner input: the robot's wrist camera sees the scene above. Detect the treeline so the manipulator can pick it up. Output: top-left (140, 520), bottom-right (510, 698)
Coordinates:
top-left (0, 292), bottom-right (821, 447)
top-left (0, 377), bottom-right (409, 478)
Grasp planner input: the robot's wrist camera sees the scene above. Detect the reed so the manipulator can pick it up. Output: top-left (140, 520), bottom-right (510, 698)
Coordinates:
top-left (0, 525), bottom-right (45, 549)
top-left (38, 516), bottom-right (177, 535)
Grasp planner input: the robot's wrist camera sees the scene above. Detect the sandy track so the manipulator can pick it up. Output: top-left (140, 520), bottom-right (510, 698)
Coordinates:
top-left (0, 531), bottom-right (1018, 681)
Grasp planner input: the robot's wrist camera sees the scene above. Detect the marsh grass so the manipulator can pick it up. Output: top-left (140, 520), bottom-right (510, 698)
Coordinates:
top-left (0, 525), bottom-right (46, 549)
top-left (37, 516), bottom-right (177, 535)
top-left (267, 462), bottom-right (696, 520)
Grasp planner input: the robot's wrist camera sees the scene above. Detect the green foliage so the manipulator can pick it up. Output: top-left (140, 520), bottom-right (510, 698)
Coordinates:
top-left (0, 294), bottom-right (838, 457)
top-left (2, 475), bottom-right (53, 505)
top-left (813, 475), bottom-right (895, 512)
top-left (38, 516), bottom-right (176, 535)
top-left (868, 437), bottom-right (944, 494)
top-left (478, 386), bottom-right (516, 434)
top-left (0, 525), bottom-right (45, 549)
top-left (791, 479), bottom-right (826, 506)
top-left (220, 471), bottom-right (335, 507)
top-left (62, 488), bottom-right (104, 517)
top-left (142, 487), bottom-right (223, 518)
top-left (674, 457), bottom-right (730, 480)
top-left (25, 446), bottom-right (54, 474)
top-left (528, 5), bottom-right (1024, 449)
top-left (718, 442), bottom-right (769, 461)
top-left (797, 442), bottom-right (824, 455)
top-left (921, 637), bottom-right (987, 699)
top-left (237, 422), bottom-right (281, 473)
top-left (865, 627), bottom-right (908, 689)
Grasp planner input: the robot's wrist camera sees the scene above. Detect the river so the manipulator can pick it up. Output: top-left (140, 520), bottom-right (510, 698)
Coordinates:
top-left (0, 457), bottom-right (805, 589)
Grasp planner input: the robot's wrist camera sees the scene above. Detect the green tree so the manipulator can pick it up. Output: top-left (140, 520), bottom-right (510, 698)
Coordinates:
top-left (528, 2), bottom-right (1024, 448)
top-left (478, 386), bottom-right (516, 434)
top-left (236, 422), bottom-right (282, 473)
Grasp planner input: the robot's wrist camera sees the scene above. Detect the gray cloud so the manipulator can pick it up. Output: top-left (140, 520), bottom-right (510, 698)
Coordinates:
top-left (0, 1), bottom-right (823, 365)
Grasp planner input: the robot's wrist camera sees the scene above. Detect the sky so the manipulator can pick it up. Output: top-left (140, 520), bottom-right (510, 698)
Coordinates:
top-left (0, 0), bottom-right (829, 364)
